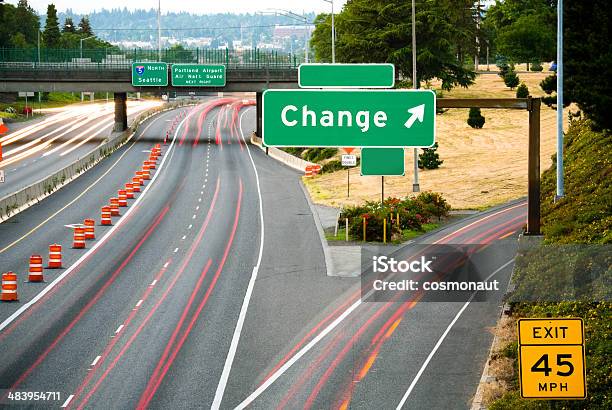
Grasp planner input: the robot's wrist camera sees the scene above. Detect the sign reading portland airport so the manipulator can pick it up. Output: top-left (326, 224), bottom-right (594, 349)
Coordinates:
top-left (171, 64), bottom-right (226, 87)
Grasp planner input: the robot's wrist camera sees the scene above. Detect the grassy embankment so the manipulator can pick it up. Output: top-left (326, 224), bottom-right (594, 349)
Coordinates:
top-left (483, 119), bottom-right (611, 409)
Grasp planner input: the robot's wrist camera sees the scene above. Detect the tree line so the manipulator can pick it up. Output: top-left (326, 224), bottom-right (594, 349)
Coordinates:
top-left (309, 0), bottom-right (610, 130)
top-left (0, 0), bottom-right (113, 50)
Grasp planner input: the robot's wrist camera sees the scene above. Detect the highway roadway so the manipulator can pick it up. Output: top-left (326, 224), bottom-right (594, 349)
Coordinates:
top-left (0, 96), bottom-right (526, 409)
top-left (0, 100), bottom-right (161, 198)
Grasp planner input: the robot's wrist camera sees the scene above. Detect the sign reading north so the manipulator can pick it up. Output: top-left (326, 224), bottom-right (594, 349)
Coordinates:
top-left (171, 64), bottom-right (226, 87)
top-left (131, 63), bottom-right (168, 86)
top-left (262, 90), bottom-right (435, 148)
top-left (298, 63), bottom-right (395, 88)
top-left (518, 318), bottom-right (587, 399)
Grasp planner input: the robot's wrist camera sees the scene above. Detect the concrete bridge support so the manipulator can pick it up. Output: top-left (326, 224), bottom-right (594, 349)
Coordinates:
top-left (114, 92), bottom-right (128, 132)
top-left (256, 91), bottom-right (263, 139)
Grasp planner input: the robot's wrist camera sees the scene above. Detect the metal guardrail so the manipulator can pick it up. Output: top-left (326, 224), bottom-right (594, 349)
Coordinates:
top-left (0, 101), bottom-right (193, 222)
top-left (0, 47), bottom-right (301, 70)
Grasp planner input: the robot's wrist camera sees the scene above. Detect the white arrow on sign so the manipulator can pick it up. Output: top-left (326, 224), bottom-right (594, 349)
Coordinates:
top-left (404, 104), bottom-right (425, 129)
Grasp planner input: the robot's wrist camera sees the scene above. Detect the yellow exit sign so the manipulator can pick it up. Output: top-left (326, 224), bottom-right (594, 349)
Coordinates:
top-left (518, 318), bottom-right (587, 399)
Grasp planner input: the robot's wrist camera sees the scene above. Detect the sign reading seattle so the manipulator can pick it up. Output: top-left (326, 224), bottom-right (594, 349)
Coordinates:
top-left (262, 89), bottom-right (435, 147)
top-left (131, 62), bottom-right (168, 86)
top-left (171, 64), bottom-right (226, 87)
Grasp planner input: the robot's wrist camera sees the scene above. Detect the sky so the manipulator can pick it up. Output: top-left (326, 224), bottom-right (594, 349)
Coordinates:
top-left (8, 0), bottom-right (349, 15)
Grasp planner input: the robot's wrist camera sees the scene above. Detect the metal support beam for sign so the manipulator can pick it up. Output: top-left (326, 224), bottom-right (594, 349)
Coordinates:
top-left (256, 91), bottom-right (266, 155)
top-left (527, 97), bottom-right (541, 235)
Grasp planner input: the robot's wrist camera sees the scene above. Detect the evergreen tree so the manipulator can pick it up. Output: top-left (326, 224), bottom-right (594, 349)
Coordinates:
top-left (43, 4), bottom-right (61, 48)
top-left (15, 0), bottom-right (40, 46)
top-left (467, 107), bottom-right (485, 129)
top-left (63, 17), bottom-right (76, 33)
top-left (418, 143), bottom-right (443, 170)
top-left (503, 70), bottom-right (520, 89)
top-left (516, 82), bottom-right (530, 98)
top-left (78, 16), bottom-right (93, 36)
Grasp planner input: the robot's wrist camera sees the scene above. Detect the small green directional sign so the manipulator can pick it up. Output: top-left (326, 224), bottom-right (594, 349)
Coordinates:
top-left (171, 64), bottom-right (226, 87)
top-left (263, 89), bottom-right (435, 148)
top-left (361, 148), bottom-right (405, 176)
top-left (298, 63), bottom-right (395, 88)
top-left (132, 62), bottom-right (168, 86)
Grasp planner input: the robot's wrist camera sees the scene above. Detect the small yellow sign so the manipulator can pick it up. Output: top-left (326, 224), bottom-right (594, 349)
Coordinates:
top-left (518, 318), bottom-right (587, 399)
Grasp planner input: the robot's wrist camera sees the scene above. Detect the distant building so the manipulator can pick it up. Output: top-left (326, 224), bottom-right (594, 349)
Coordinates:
top-left (273, 25), bottom-right (314, 39)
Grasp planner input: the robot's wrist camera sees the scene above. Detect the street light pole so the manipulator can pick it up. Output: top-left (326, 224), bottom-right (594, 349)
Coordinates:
top-left (412, 0), bottom-right (420, 192)
top-left (158, 0), bottom-right (162, 61)
top-left (556, 0), bottom-right (564, 199)
top-left (323, 0), bottom-right (336, 63)
top-left (80, 35), bottom-right (95, 58)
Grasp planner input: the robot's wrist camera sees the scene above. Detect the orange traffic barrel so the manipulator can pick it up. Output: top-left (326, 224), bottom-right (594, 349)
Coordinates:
top-left (110, 198), bottom-right (120, 216)
top-left (125, 183), bottom-right (134, 199)
top-left (131, 177), bottom-right (142, 191)
top-left (312, 165), bottom-right (322, 176)
top-left (146, 160), bottom-right (156, 169)
top-left (28, 255), bottom-right (44, 282)
top-left (48, 244), bottom-right (62, 268)
top-left (141, 168), bottom-right (151, 180)
top-left (305, 165), bottom-right (313, 177)
top-left (135, 172), bottom-right (145, 185)
top-left (118, 190), bottom-right (128, 207)
top-left (1, 272), bottom-right (18, 302)
top-left (73, 227), bottom-right (86, 249)
top-left (101, 206), bottom-right (112, 225)
top-left (84, 219), bottom-right (95, 240)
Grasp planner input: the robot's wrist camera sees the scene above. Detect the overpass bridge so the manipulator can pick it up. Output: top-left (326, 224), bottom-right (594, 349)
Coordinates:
top-left (0, 47), bottom-right (299, 132)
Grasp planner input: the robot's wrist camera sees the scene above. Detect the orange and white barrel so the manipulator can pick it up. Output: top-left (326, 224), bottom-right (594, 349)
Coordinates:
top-left (48, 244), bottom-right (62, 268)
top-left (132, 177), bottom-right (142, 191)
top-left (1, 272), bottom-right (18, 302)
top-left (141, 168), bottom-right (151, 180)
top-left (146, 160), bottom-right (156, 169)
top-left (84, 219), bottom-right (95, 240)
top-left (312, 165), bottom-right (322, 176)
top-left (305, 165), bottom-right (313, 177)
top-left (118, 190), bottom-right (128, 207)
top-left (73, 227), bottom-right (86, 249)
top-left (125, 183), bottom-right (134, 199)
top-left (28, 255), bottom-right (44, 282)
top-left (101, 206), bottom-right (112, 225)
top-left (110, 198), bottom-right (120, 216)
top-left (135, 172), bottom-right (145, 185)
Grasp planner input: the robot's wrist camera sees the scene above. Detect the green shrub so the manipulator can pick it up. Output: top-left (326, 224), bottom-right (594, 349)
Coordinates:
top-left (467, 107), bottom-right (485, 129)
top-left (516, 83), bottom-right (529, 98)
top-left (540, 74), bottom-right (556, 95)
top-left (418, 142), bottom-right (444, 169)
top-left (503, 70), bottom-right (520, 89)
top-left (529, 61), bottom-right (543, 71)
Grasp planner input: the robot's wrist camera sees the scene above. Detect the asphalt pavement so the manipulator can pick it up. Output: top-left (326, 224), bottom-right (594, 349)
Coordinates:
top-left (0, 99), bottom-right (527, 410)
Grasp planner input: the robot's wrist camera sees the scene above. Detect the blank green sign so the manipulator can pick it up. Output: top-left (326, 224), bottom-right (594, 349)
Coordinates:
top-left (361, 148), bottom-right (405, 176)
top-left (298, 64), bottom-right (395, 88)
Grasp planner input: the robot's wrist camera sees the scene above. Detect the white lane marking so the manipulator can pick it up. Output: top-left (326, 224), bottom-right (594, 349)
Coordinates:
top-left (202, 184), bottom-right (205, 188)
top-left (200, 191), bottom-right (204, 195)
top-left (192, 214), bottom-right (197, 219)
top-left (150, 279), bottom-right (158, 286)
top-left (91, 355), bottom-right (102, 367)
top-left (61, 394), bottom-right (75, 408)
top-left (188, 224), bottom-right (193, 230)
top-left (196, 206), bottom-right (200, 211)
top-left (198, 198), bottom-right (202, 202)
top-left (181, 235), bottom-right (186, 240)
top-left (136, 299), bottom-right (144, 307)
top-left (115, 324), bottom-right (124, 334)
top-left (163, 261), bottom-right (170, 268)
top-left (213, 106), bottom-right (265, 409)
top-left (0, 112), bottom-right (187, 334)
top-left (395, 259), bottom-right (515, 409)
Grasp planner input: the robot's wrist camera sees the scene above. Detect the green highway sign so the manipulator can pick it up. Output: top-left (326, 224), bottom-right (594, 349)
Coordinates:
top-left (298, 63), bottom-right (395, 88)
top-left (361, 148), bottom-right (405, 176)
top-left (171, 64), bottom-right (226, 87)
top-left (132, 62), bottom-right (168, 86)
top-left (262, 89), bottom-right (435, 148)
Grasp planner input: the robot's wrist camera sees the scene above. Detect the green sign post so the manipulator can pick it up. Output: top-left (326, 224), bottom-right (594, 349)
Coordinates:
top-left (298, 64), bottom-right (395, 88)
top-left (361, 148), bottom-right (405, 176)
top-left (262, 89), bottom-right (435, 147)
top-left (131, 62), bottom-right (168, 86)
top-left (171, 64), bottom-right (226, 87)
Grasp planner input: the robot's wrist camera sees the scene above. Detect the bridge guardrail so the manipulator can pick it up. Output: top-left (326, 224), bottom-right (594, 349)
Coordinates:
top-left (0, 101), bottom-right (193, 222)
